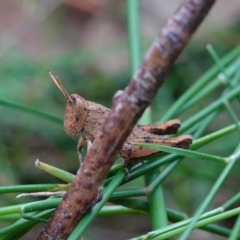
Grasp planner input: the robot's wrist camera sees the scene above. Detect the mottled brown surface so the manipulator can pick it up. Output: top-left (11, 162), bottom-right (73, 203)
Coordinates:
top-left (138, 119), bottom-right (181, 135)
top-left (63, 94), bottom-right (88, 138)
top-left (51, 72), bottom-right (191, 165)
top-left (38, 0), bottom-right (215, 239)
top-left (120, 121), bottom-right (192, 160)
top-left (83, 100), bottom-right (111, 141)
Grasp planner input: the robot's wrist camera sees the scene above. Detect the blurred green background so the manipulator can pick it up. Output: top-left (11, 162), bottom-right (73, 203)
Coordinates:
top-left (0, 1), bottom-right (240, 239)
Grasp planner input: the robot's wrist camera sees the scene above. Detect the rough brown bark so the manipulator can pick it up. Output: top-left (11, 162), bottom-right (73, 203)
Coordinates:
top-left (38, 0), bottom-right (215, 239)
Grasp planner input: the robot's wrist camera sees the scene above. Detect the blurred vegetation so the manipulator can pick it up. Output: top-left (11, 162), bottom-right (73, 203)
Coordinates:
top-left (0, 1), bottom-right (240, 239)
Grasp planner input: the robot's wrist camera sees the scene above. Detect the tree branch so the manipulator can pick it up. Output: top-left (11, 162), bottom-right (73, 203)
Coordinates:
top-left (38, 0), bottom-right (215, 239)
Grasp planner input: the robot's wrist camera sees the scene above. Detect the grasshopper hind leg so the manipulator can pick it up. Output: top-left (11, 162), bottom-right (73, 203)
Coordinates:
top-left (121, 134), bottom-right (192, 172)
top-left (138, 119), bottom-right (181, 135)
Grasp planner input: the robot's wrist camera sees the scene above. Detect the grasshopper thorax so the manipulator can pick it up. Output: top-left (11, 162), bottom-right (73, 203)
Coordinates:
top-left (64, 94), bottom-right (88, 138)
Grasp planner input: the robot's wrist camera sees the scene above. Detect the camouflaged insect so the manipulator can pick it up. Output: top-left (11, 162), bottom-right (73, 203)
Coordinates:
top-left (49, 71), bottom-right (192, 174)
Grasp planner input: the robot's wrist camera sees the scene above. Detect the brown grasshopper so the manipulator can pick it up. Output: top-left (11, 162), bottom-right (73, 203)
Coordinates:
top-left (49, 71), bottom-right (192, 174)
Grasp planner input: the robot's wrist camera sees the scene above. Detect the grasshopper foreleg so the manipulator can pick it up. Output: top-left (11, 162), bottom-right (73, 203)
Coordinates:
top-left (77, 136), bottom-right (85, 165)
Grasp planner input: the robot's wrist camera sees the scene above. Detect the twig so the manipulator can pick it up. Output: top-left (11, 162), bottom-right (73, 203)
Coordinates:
top-left (38, 0), bottom-right (215, 239)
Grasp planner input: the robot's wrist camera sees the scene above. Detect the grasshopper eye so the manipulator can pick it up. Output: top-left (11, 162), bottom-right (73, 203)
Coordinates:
top-left (70, 95), bottom-right (76, 104)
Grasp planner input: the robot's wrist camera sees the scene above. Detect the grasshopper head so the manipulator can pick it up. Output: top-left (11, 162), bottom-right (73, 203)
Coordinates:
top-left (49, 71), bottom-right (88, 138)
top-left (64, 94), bottom-right (88, 138)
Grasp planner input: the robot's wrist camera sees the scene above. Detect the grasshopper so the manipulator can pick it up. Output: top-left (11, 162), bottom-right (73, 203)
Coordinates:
top-left (49, 71), bottom-right (192, 175)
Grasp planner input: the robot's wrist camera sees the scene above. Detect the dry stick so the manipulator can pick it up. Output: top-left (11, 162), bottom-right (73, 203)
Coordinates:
top-left (38, 0), bottom-right (215, 239)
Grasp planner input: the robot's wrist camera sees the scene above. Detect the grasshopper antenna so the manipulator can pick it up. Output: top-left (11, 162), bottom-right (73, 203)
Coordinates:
top-left (48, 70), bottom-right (72, 103)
